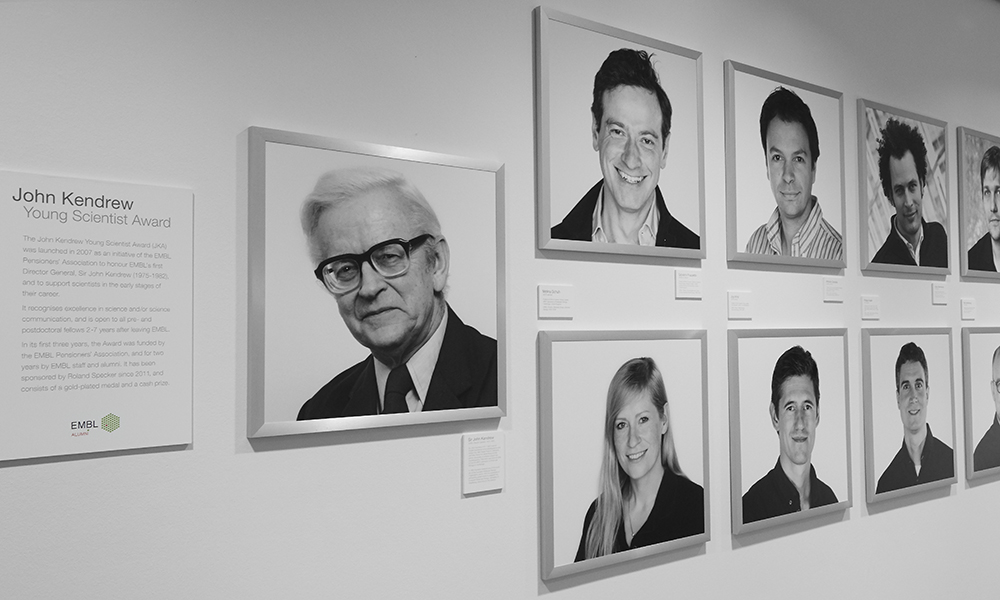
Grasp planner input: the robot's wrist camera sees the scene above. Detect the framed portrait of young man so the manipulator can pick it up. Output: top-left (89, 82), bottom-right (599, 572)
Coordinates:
top-left (862, 328), bottom-right (956, 503)
top-left (724, 62), bottom-right (846, 269)
top-left (537, 330), bottom-right (709, 579)
top-left (957, 127), bottom-right (1000, 280)
top-left (534, 6), bottom-right (705, 261)
top-left (244, 127), bottom-right (505, 438)
top-left (962, 327), bottom-right (1000, 480)
top-left (858, 100), bottom-right (949, 275)
top-left (728, 329), bottom-right (851, 535)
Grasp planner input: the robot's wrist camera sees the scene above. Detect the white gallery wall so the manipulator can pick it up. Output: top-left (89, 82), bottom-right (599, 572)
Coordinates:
top-left (2, 0), bottom-right (999, 598)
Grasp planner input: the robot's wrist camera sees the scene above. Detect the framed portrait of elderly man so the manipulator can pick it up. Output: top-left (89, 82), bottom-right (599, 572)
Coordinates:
top-left (728, 329), bottom-right (851, 535)
top-left (724, 62), bottom-right (846, 269)
top-left (957, 127), bottom-right (1000, 280)
top-left (244, 127), bottom-right (505, 438)
top-left (534, 7), bottom-right (705, 260)
top-left (858, 100), bottom-right (950, 275)
top-left (961, 328), bottom-right (1000, 480)
top-left (862, 328), bottom-right (956, 503)
top-left (538, 330), bottom-right (709, 579)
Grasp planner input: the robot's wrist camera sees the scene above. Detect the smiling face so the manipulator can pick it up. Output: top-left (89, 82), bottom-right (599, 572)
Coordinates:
top-left (770, 375), bottom-right (819, 468)
top-left (888, 151), bottom-right (925, 244)
top-left (612, 390), bottom-right (667, 484)
top-left (314, 187), bottom-right (447, 366)
top-left (593, 85), bottom-right (669, 217)
top-left (983, 167), bottom-right (1000, 242)
top-left (896, 360), bottom-right (929, 436)
top-left (765, 119), bottom-right (816, 223)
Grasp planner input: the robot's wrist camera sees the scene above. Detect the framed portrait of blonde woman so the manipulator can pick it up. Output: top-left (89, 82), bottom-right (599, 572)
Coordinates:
top-left (538, 330), bottom-right (708, 580)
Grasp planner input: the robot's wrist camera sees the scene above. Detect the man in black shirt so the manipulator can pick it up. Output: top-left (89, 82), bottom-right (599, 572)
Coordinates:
top-left (743, 346), bottom-right (838, 524)
top-left (876, 342), bottom-right (954, 494)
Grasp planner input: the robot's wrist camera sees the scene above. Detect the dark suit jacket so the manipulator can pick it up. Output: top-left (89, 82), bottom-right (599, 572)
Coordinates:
top-left (967, 232), bottom-right (997, 272)
top-left (872, 217), bottom-right (948, 267)
top-left (297, 306), bottom-right (497, 419)
top-left (551, 180), bottom-right (700, 249)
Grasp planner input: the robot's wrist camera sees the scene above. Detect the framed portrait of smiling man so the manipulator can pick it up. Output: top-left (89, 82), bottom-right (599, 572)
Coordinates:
top-left (244, 127), bottom-right (505, 438)
top-left (957, 127), bottom-right (1000, 280)
top-left (859, 100), bottom-right (949, 275)
top-left (538, 330), bottom-right (709, 579)
top-left (724, 62), bottom-right (846, 269)
top-left (728, 329), bottom-right (851, 535)
top-left (534, 7), bottom-right (705, 260)
top-left (862, 328), bottom-right (956, 503)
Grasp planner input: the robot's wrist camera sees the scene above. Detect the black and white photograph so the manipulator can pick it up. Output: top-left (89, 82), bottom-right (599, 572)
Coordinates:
top-left (859, 100), bottom-right (949, 274)
top-left (957, 127), bottom-right (1000, 279)
top-left (725, 62), bottom-right (846, 268)
top-left (246, 127), bottom-right (504, 437)
top-left (962, 328), bottom-right (1000, 480)
top-left (537, 330), bottom-right (708, 579)
top-left (534, 7), bottom-right (704, 260)
top-left (728, 330), bottom-right (850, 534)
top-left (863, 328), bottom-right (956, 503)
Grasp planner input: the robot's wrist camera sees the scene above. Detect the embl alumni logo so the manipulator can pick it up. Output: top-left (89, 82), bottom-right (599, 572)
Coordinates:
top-left (70, 413), bottom-right (121, 437)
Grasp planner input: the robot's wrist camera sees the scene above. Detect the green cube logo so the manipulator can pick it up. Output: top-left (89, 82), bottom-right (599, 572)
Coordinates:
top-left (101, 413), bottom-right (120, 433)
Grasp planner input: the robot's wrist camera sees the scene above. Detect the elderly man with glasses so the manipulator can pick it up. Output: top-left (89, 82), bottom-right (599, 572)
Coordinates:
top-left (296, 167), bottom-right (497, 419)
top-left (973, 345), bottom-right (1000, 471)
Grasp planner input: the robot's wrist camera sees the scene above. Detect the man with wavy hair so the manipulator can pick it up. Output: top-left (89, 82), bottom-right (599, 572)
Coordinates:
top-left (551, 48), bottom-right (699, 249)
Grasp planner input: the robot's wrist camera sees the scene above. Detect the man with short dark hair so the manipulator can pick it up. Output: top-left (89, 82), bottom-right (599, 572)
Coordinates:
top-left (872, 119), bottom-right (948, 267)
top-left (551, 48), bottom-right (699, 249)
top-left (742, 346), bottom-right (837, 524)
top-left (745, 87), bottom-right (842, 260)
top-left (297, 167), bottom-right (497, 419)
top-left (968, 145), bottom-right (1000, 272)
top-left (973, 345), bottom-right (1000, 471)
top-left (876, 342), bottom-right (954, 493)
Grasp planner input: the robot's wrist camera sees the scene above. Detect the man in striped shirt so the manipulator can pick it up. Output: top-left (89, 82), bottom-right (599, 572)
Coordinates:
top-left (745, 88), bottom-right (843, 261)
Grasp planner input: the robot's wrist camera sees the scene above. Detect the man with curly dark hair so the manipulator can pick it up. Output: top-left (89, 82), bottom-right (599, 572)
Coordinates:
top-left (871, 118), bottom-right (948, 267)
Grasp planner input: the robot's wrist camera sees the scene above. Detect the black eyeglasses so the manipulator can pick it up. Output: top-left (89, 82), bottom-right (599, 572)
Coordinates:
top-left (313, 234), bottom-right (434, 294)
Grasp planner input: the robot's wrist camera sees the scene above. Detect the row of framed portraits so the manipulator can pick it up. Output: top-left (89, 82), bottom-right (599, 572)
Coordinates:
top-left (535, 6), bottom-right (1000, 280)
top-left (538, 326), bottom-right (1000, 579)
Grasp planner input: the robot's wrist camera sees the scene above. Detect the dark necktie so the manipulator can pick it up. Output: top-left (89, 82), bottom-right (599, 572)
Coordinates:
top-left (383, 365), bottom-right (413, 414)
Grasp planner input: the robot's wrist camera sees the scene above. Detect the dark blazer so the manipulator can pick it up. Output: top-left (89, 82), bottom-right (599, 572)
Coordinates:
top-left (551, 180), bottom-right (700, 249)
top-left (967, 232), bottom-right (997, 272)
top-left (297, 306), bottom-right (497, 419)
top-left (871, 217), bottom-right (948, 267)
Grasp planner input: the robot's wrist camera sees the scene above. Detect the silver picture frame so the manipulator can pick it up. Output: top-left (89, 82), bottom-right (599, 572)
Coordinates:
top-left (728, 329), bottom-right (852, 535)
top-left (858, 99), bottom-right (950, 276)
top-left (537, 329), bottom-right (709, 579)
top-left (957, 126), bottom-right (1000, 280)
top-left (961, 327), bottom-right (1000, 481)
top-left (534, 6), bottom-right (705, 261)
top-left (724, 61), bottom-right (847, 270)
top-left (862, 328), bottom-right (956, 503)
top-left (244, 127), bottom-right (506, 438)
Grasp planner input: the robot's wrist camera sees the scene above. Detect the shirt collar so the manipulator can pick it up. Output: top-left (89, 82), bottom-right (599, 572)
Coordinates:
top-left (373, 308), bottom-right (449, 413)
top-left (892, 216), bottom-right (924, 265)
top-left (591, 183), bottom-right (659, 245)
top-left (761, 196), bottom-right (822, 256)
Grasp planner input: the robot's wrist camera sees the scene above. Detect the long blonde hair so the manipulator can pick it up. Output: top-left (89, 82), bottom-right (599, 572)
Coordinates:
top-left (583, 357), bottom-right (683, 559)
